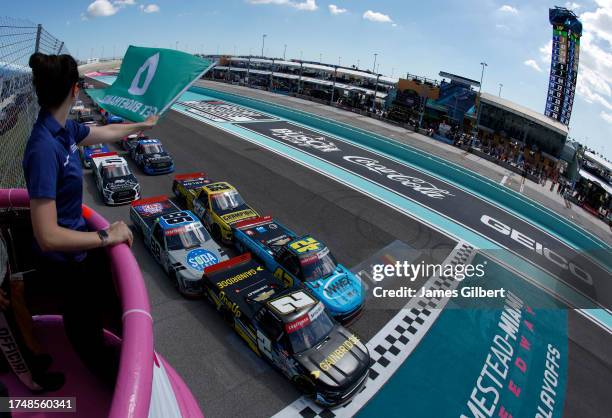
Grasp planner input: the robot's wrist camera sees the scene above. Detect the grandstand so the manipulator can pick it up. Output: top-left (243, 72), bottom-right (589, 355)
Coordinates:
top-left (205, 55), bottom-right (396, 110)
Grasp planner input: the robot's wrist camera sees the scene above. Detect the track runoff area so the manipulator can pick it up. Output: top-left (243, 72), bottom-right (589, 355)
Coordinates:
top-left (84, 76), bottom-right (611, 418)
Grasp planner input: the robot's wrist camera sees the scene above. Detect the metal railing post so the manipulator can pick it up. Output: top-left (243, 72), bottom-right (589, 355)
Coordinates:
top-left (34, 24), bottom-right (42, 53)
top-left (247, 56), bottom-right (251, 87)
top-left (298, 62), bottom-right (303, 94)
top-left (227, 56), bottom-right (232, 81)
top-left (373, 74), bottom-right (380, 112)
top-left (330, 66), bottom-right (337, 104)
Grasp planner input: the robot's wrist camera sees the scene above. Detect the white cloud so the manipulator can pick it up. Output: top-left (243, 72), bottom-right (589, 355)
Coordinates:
top-left (601, 111), bottom-right (612, 124)
top-left (539, 40), bottom-right (552, 63)
top-left (363, 10), bottom-right (393, 23)
top-left (247, 0), bottom-right (318, 11)
top-left (140, 4), bottom-right (160, 13)
top-left (565, 2), bottom-right (581, 10)
top-left (86, 0), bottom-right (118, 17)
top-left (499, 5), bottom-right (518, 14)
top-left (581, 3), bottom-right (612, 45)
top-left (85, 0), bottom-right (136, 18)
top-left (328, 4), bottom-right (347, 15)
top-left (293, 0), bottom-right (317, 11)
top-left (496, 24), bottom-right (509, 30)
top-left (524, 59), bottom-right (543, 72)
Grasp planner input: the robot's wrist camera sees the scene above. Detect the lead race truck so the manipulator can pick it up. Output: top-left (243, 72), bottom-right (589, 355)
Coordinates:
top-left (232, 216), bottom-right (364, 323)
top-left (130, 195), bottom-right (228, 296)
top-left (202, 253), bottom-right (371, 407)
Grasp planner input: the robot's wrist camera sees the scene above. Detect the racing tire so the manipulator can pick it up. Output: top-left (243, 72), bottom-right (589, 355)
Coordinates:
top-left (220, 307), bottom-right (234, 326)
top-left (131, 223), bottom-right (142, 236)
top-left (170, 271), bottom-right (181, 292)
top-left (202, 285), bottom-right (214, 305)
top-left (293, 375), bottom-right (316, 396)
top-left (211, 224), bottom-right (222, 242)
top-left (235, 241), bottom-right (245, 254)
top-left (173, 187), bottom-right (187, 207)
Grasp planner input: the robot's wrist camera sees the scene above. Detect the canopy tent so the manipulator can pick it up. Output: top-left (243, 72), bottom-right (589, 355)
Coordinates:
top-left (214, 66), bottom-right (388, 98)
top-left (222, 59), bottom-right (398, 85)
top-left (578, 169), bottom-right (612, 195)
top-left (583, 151), bottom-right (612, 173)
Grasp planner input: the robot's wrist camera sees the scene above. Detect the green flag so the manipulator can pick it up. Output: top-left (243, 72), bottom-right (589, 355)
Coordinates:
top-left (86, 46), bottom-right (213, 122)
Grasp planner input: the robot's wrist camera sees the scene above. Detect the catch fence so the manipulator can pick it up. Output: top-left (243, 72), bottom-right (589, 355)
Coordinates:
top-left (0, 17), bottom-right (69, 188)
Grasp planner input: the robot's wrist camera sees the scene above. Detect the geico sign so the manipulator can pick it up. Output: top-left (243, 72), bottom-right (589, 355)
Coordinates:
top-left (481, 215), bottom-right (593, 285)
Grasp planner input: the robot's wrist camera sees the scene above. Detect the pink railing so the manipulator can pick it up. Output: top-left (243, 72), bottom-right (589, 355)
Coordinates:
top-left (0, 189), bottom-right (154, 418)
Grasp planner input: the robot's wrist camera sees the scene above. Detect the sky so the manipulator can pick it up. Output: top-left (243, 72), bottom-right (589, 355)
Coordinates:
top-left (5, 0), bottom-right (612, 160)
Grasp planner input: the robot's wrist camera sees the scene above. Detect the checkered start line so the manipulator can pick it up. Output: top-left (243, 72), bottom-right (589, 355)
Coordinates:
top-left (272, 241), bottom-right (476, 418)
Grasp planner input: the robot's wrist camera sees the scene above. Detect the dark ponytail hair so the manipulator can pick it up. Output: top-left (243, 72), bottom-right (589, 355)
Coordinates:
top-left (28, 52), bottom-right (79, 110)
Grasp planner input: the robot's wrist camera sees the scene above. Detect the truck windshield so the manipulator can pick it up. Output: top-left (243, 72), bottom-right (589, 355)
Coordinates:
top-left (211, 190), bottom-right (245, 212)
top-left (142, 144), bottom-right (164, 154)
top-left (299, 247), bottom-right (338, 282)
top-left (165, 224), bottom-right (210, 251)
top-left (286, 303), bottom-right (334, 353)
top-left (103, 165), bottom-right (130, 179)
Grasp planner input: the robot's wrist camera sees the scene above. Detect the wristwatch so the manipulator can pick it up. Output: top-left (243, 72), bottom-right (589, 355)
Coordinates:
top-left (97, 229), bottom-right (109, 247)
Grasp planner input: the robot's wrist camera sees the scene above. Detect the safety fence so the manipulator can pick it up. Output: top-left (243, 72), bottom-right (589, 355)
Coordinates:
top-left (0, 17), bottom-right (69, 188)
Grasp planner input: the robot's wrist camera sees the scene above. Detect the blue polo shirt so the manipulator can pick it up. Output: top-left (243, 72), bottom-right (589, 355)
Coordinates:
top-left (22, 110), bottom-right (90, 262)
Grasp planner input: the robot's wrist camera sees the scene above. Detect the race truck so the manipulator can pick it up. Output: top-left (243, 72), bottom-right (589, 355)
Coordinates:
top-left (130, 195), bottom-right (228, 296)
top-left (232, 216), bottom-right (364, 323)
top-left (101, 110), bottom-right (124, 124)
top-left (91, 152), bottom-right (140, 205)
top-left (118, 133), bottom-right (148, 152)
top-left (82, 120), bottom-right (98, 128)
top-left (202, 253), bottom-right (370, 407)
top-left (70, 99), bottom-right (85, 115)
top-left (79, 142), bottom-right (110, 168)
top-left (171, 171), bottom-right (212, 205)
top-left (77, 107), bottom-right (94, 123)
top-left (131, 138), bottom-right (175, 175)
top-left (172, 173), bottom-right (258, 243)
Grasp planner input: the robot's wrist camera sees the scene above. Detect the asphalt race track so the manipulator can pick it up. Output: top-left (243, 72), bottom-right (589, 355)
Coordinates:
top-left (232, 119), bottom-right (610, 309)
top-left (78, 86), bottom-right (611, 418)
top-left (80, 91), bottom-right (455, 417)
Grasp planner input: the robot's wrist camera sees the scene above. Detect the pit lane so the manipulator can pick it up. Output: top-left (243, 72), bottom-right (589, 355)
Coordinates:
top-left (79, 82), bottom-right (611, 418)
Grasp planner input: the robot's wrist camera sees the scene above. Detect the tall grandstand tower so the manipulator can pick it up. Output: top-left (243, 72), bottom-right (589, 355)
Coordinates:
top-left (544, 6), bottom-right (582, 126)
